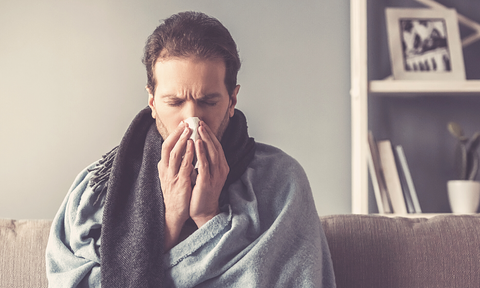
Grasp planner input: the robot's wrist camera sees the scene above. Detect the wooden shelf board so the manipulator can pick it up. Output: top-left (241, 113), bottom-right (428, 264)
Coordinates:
top-left (369, 80), bottom-right (480, 95)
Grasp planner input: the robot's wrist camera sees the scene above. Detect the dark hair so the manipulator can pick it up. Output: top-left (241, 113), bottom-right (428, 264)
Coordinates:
top-left (142, 11), bottom-right (241, 96)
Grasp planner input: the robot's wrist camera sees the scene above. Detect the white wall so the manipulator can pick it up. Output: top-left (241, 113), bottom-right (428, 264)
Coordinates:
top-left (0, 0), bottom-right (351, 219)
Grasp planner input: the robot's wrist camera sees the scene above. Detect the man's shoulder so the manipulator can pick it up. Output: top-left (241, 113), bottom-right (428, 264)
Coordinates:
top-left (253, 142), bottom-right (302, 166)
top-left (240, 142), bottom-right (314, 217)
top-left (69, 160), bottom-right (102, 193)
top-left (61, 155), bottom-right (108, 212)
top-left (249, 142), bottom-right (307, 179)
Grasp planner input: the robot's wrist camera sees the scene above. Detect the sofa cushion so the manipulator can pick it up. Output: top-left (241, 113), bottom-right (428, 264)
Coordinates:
top-left (320, 214), bottom-right (480, 288)
top-left (0, 219), bottom-right (52, 288)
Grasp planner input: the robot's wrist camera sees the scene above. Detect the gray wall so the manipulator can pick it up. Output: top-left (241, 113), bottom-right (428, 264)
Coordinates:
top-left (0, 0), bottom-right (351, 219)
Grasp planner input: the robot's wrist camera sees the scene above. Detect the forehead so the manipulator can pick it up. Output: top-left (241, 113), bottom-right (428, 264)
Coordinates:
top-left (154, 55), bottom-right (225, 73)
top-left (153, 57), bottom-right (227, 93)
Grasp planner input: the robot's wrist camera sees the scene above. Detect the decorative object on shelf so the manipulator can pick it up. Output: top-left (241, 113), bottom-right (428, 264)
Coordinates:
top-left (447, 180), bottom-right (480, 213)
top-left (447, 122), bottom-right (480, 213)
top-left (415, 0), bottom-right (480, 48)
top-left (447, 122), bottom-right (480, 180)
top-left (385, 8), bottom-right (465, 81)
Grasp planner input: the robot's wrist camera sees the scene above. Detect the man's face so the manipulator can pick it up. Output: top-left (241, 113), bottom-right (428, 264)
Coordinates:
top-left (147, 57), bottom-right (239, 141)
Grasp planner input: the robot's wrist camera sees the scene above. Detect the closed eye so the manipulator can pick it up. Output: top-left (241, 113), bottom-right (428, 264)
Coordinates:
top-left (199, 100), bottom-right (217, 107)
top-left (198, 93), bottom-right (222, 107)
top-left (166, 100), bottom-right (184, 107)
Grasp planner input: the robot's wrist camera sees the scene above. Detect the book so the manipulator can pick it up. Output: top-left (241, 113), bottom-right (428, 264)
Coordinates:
top-left (395, 145), bottom-right (422, 213)
top-left (394, 146), bottom-right (415, 213)
top-left (367, 131), bottom-right (392, 213)
top-left (367, 143), bottom-right (386, 214)
top-left (377, 140), bottom-right (408, 214)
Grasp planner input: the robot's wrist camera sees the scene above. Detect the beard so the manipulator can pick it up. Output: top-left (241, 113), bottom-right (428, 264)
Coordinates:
top-left (214, 108), bottom-right (231, 142)
top-left (155, 108), bottom-right (231, 142)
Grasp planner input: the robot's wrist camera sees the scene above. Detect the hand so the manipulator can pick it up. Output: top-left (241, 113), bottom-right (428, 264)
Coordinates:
top-left (189, 121), bottom-right (230, 227)
top-left (158, 122), bottom-right (194, 250)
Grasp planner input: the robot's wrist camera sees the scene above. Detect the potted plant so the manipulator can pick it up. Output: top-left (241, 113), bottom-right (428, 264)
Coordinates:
top-left (447, 122), bottom-right (480, 213)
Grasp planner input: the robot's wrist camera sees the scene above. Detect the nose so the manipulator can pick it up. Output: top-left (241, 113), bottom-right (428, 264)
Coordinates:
top-left (183, 101), bottom-right (201, 120)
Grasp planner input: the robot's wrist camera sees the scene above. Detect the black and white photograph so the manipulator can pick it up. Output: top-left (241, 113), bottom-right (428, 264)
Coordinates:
top-left (400, 18), bottom-right (450, 72)
top-left (386, 8), bottom-right (465, 80)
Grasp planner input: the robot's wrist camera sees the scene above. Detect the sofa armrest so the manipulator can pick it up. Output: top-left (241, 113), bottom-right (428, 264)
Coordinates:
top-left (0, 219), bottom-right (52, 288)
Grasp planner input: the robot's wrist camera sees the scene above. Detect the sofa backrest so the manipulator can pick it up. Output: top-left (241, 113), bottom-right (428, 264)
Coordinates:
top-left (320, 214), bottom-right (480, 288)
top-left (3, 215), bottom-right (480, 288)
top-left (0, 219), bottom-right (51, 288)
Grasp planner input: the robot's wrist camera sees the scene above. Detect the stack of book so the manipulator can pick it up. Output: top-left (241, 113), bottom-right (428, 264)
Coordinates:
top-left (367, 131), bottom-right (422, 214)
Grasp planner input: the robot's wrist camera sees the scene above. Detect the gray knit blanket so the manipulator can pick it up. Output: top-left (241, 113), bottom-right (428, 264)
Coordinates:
top-left (46, 108), bottom-right (336, 287)
top-left (95, 107), bottom-right (256, 287)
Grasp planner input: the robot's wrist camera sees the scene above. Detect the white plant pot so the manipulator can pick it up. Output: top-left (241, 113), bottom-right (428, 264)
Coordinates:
top-left (447, 180), bottom-right (480, 214)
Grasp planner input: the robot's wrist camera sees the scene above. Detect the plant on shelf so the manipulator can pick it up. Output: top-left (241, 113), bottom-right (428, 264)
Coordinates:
top-left (447, 122), bottom-right (480, 180)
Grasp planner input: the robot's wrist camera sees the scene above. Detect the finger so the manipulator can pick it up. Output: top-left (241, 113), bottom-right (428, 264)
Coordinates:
top-left (198, 122), bottom-right (225, 167)
top-left (194, 139), bottom-right (211, 178)
top-left (168, 125), bottom-right (193, 174)
top-left (178, 139), bottom-right (195, 176)
top-left (199, 121), bottom-right (223, 152)
top-left (161, 122), bottom-right (186, 165)
top-left (196, 137), bottom-right (228, 183)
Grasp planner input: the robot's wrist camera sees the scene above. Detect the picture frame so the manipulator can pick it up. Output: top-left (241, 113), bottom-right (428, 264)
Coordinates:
top-left (385, 8), bottom-right (465, 80)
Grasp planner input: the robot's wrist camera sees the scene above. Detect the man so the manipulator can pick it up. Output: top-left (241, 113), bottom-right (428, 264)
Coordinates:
top-left (46, 11), bottom-right (336, 288)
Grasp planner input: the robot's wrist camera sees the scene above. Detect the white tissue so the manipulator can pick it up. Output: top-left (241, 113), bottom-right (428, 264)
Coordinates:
top-left (185, 117), bottom-right (200, 142)
top-left (185, 117), bottom-right (201, 184)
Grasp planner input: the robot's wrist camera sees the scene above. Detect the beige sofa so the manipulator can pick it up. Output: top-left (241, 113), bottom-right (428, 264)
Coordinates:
top-left (2, 214), bottom-right (480, 288)
top-left (0, 219), bottom-right (51, 288)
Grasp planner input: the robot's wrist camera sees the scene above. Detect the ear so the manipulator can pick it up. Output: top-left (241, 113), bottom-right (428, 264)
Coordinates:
top-left (146, 86), bottom-right (157, 119)
top-left (228, 85), bottom-right (240, 117)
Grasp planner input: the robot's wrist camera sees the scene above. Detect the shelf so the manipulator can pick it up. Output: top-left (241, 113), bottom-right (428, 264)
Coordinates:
top-left (351, 0), bottom-right (480, 215)
top-left (370, 80), bottom-right (480, 96)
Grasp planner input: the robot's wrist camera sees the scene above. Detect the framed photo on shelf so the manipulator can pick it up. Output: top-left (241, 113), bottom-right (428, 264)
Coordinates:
top-left (385, 8), bottom-right (465, 80)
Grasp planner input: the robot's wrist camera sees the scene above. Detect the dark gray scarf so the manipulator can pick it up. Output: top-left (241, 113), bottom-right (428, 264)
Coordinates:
top-left (89, 107), bottom-right (255, 287)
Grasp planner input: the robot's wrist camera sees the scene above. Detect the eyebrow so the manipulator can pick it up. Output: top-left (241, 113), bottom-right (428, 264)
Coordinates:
top-left (199, 93), bottom-right (222, 100)
top-left (159, 93), bottom-right (223, 100)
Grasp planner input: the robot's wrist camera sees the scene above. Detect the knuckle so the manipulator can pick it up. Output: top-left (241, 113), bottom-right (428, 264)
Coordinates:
top-left (180, 160), bottom-right (192, 170)
top-left (169, 149), bottom-right (179, 159)
top-left (158, 161), bottom-right (167, 173)
top-left (200, 161), bottom-right (209, 169)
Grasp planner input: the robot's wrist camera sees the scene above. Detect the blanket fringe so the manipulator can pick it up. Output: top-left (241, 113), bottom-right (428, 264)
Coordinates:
top-left (88, 146), bottom-right (119, 206)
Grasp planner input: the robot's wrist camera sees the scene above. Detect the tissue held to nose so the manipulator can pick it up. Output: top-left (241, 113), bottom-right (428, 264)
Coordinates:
top-left (185, 117), bottom-right (201, 142)
top-left (184, 117), bottom-right (200, 184)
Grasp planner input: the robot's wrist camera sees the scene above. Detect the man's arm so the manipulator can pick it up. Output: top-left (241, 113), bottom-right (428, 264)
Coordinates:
top-left (45, 164), bottom-right (102, 288)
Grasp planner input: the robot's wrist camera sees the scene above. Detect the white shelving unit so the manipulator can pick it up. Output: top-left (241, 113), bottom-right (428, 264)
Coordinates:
top-left (370, 80), bottom-right (480, 95)
top-left (350, 0), bottom-right (480, 215)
